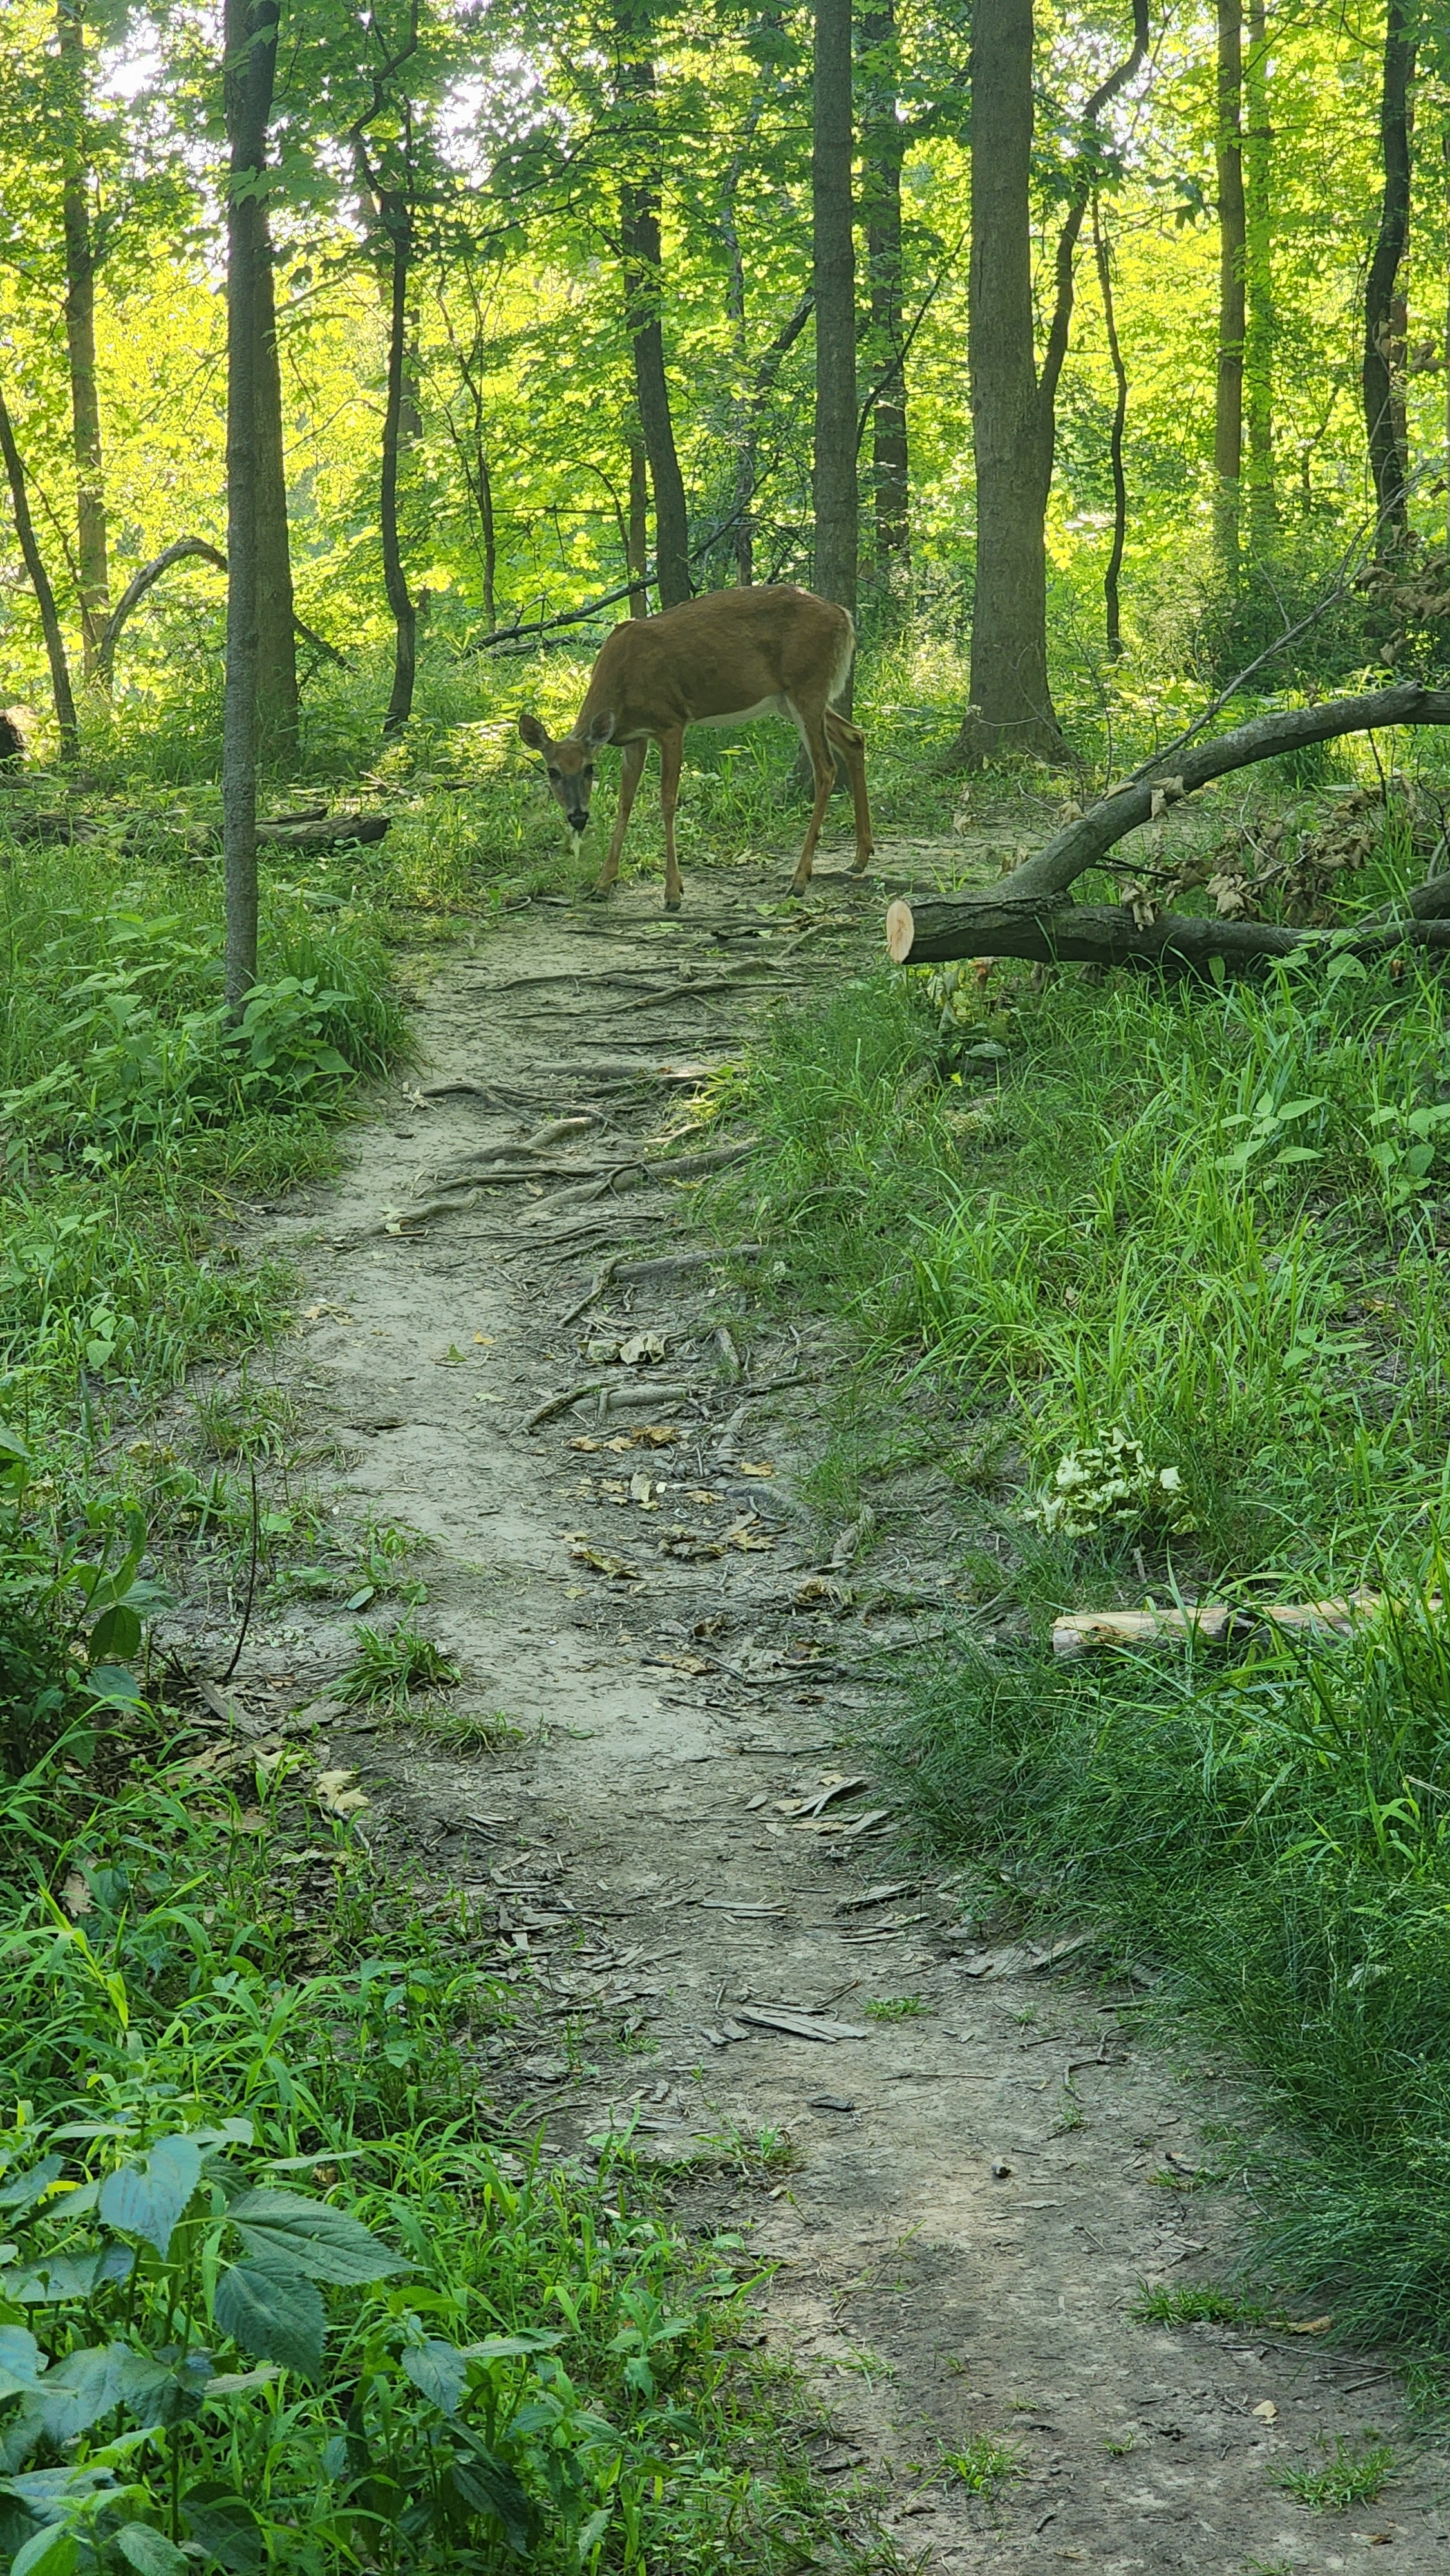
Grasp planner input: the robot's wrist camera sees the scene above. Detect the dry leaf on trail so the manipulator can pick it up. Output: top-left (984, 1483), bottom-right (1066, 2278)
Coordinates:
top-left (738, 1460), bottom-right (775, 1477)
top-left (794, 1808), bottom-right (890, 1837)
top-left (793, 1576), bottom-right (850, 1609)
top-left (61, 1870), bottom-right (92, 1918)
top-left (316, 1768), bottom-right (370, 1817)
top-left (660, 1531), bottom-right (724, 1562)
top-left (726, 1517), bottom-right (775, 1552)
top-left (301, 1302), bottom-right (353, 1323)
top-left (585, 1338), bottom-right (621, 1363)
top-left (635, 1423), bottom-right (683, 1446)
top-left (567, 1537), bottom-right (639, 1580)
top-left (619, 1332), bottom-right (666, 1366)
top-left (629, 1471), bottom-right (657, 1507)
top-left (1252, 2400), bottom-right (1277, 2422)
top-left (1283, 2316), bottom-right (1333, 2335)
top-left (645, 1653), bottom-right (714, 1676)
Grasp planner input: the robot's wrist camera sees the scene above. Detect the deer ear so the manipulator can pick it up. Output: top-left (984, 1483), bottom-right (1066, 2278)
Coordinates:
top-left (583, 710), bottom-right (617, 750)
top-left (518, 712), bottom-right (549, 751)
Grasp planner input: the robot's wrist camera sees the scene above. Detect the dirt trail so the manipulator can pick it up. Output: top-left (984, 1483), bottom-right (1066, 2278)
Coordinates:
top-left (184, 843), bottom-right (1447, 2571)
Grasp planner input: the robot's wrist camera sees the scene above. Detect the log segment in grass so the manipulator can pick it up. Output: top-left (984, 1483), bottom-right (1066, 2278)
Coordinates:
top-left (886, 682), bottom-right (1450, 973)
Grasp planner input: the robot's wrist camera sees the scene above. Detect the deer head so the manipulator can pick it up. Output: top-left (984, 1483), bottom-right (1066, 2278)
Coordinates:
top-left (518, 708), bottom-right (617, 839)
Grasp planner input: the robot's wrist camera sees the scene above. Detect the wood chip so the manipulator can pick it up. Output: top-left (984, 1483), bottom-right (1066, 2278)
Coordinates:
top-left (836, 1882), bottom-right (918, 1913)
top-left (733, 2006), bottom-right (869, 2043)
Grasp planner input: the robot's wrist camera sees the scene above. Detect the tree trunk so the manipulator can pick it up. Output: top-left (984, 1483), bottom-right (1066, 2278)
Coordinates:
top-left (860, 0), bottom-right (909, 585)
top-left (1243, 0), bottom-right (1274, 543)
top-left (0, 381), bottom-right (80, 757)
top-left (221, 0), bottom-right (278, 1009)
top-left (1364, 0), bottom-right (1415, 547)
top-left (1214, 0), bottom-right (1245, 578)
top-left (1091, 196), bottom-right (1128, 660)
top-left (811, 0), bottom-right (858, 651)
top-left (628, 439), bottom-right (650, 611)
top-left (380, 187), bottom-right (418, 737)
top-left (616, 1), bottom-right (690, 608)
top-left (253, 209), bottom-right (299, 768)
top-left (57, 0), bottom-right (108, 683)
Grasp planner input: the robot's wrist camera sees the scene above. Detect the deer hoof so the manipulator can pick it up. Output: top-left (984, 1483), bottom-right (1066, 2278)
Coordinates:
top-left (586, 880), bottom-right (616, 903)
top-left (664, 895), bottom-right (683, 913)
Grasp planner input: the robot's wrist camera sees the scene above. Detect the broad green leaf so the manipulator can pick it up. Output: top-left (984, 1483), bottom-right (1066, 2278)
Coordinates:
top-left (4, 2243), bottom-right (134, 2304)
top-left (31, 2345), bottom-right (128, 2441)
top-left (115, 2527), bottom-right (189, 2576)
top-left (88, 1602), bottom-right (142, 1662)
top-left (464, 2332), bottom-right (563, 2360)
top-left (227, 2188), bottom-right (410, 2284)
top-left (401, 2340), bottom-right (467, 2414)
top-left (213, 2260), bottom-right (325, 2376)
top-left (0, 2160), bottom-right (63, 2216)
top-left (100, 2134), bottom-right (202, 2259)
top-left (10, 2528), bottom-right (78, 2576)
top-left (446, 2448), bottom-right (536, 2556)
top-left (0, 2327), bottom-right (44, 2401)
top-left (180, 2485), bottom-right (264, 2575)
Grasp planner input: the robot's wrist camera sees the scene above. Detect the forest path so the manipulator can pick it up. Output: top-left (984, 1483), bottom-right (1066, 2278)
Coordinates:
top-left (216, 835), bottom-right (1445, 2572)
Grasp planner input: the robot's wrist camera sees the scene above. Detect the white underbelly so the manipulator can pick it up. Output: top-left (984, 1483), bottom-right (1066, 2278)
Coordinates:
top-left (694, 695), bottom-right (785, 731)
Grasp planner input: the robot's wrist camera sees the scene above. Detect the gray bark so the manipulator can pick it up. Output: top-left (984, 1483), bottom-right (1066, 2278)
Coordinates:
top-left (812, 0), bottom-right (858, 642)
top-left (1363, 0), bottom-right (1415, 544)
top-left (0, 379), bottom-right (80, 757)
top-left (221, 0), bottom-right (279, 1008)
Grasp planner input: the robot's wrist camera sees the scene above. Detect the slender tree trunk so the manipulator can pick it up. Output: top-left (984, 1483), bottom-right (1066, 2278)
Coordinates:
top-left (1364, 0), bottom-right (1415, 547)
top-left (812, 0), bottom-right (858, 652)
top-left (221, 0), bottom-right (278, 1008)
top-left (379, 189), bottom-right (419, 737)
top-left (253, 208), bottom-right (298, 768)
top-left (57, 0), bottom-right (108, 682)
top-left (1214, 0), bottom-right (1245, 578)
top-left (1243, 0), bottom-right (1274, 542)
top-left (616, 1), bottom-right (690, 607)
top-left (1444, 120), bottom-right (1450, 551)
top-left (861, 0), bottom-right (909, 585)
top-left (953, 0), bottom-right (1059, 762)
top-left (0, 381), bottom-right (80, 756)
top-left (479, 448), bottom-right (497, 630)
top-left (1092, 196), bottom-right (1128, 661)
top-left (627, 439), bottom-right (650, 611)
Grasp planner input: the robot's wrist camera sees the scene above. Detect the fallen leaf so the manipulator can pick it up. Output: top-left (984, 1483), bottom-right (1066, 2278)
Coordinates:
top-left (61, 1870), bottom-right (92, 1918)
top-left (646, 1653), bottom-right (713, 1676)
top-left (316, 1767), bottom-right (370, 1817)
top-left (473, 1334), bottom-right (495, 1346)
top-left (567, 1539), bottom-right (639, 1580)
top-left (634, 1424), bottom-right (683, 1446)
top-left (1252, 2400), bottom-right (1277, 2423)
top-left (738, 1460), bottom-right (775, 1477)
top-left (302, 1302), bottom-right (353, 1323)
top-left (1283, 2316), bottom-right (1333, 2335)
top-left (619, 1332), bottom-right (666, 1367)
top-left (794, 1576), bottom-right (849, 1609)
top-left (726, 1517), bottom-right (775, 1552)
top-left (629, 1470), bottom-right (657, 1507)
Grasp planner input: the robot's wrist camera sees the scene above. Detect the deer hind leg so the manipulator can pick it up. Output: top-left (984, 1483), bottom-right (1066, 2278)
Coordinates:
top-left (824, 707), bottom-right (874, 874)
top-left (592, 736), bottom-right (647, 898)
top-left (786, 700), bottom-right (834, 896)
top-left (658, 726), bottom-right (685, 909)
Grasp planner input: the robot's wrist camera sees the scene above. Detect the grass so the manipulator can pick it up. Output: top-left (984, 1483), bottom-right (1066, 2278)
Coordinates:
top-left (709, 787), bottom-right (1450, 2374)
top-left (865, 1996), bottom-right (924, 2022)
top-left (335, 1617), bottom-right (464, 1709)
top-left (1279, 2433), bottom-right (1397, 2510)
top-left (939, 2436), bottom-right (1025, 2497)
top-left (1132, 2285), bottom-right (1272, 2327)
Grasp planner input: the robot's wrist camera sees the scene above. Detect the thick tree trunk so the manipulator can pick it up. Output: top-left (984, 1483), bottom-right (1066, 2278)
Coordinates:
top-left (253, 210), bottom-right (299, 768)
top-left (952, 0), bottom-right (1063, 763)
top-left (57, 0), bottom-right (108, 683)
top-left (861, 0), bottom-right (909, 583)
top-left (1364, 0), bottom-right (1415, 546)
top-left (380, 189), bottom-right (418, 738)
top-left (0, 381), bottom-right (80, 757)
top-left (221, 0), bottom-right (278, 1009)
top-left (1091, 197), bottom-right (1128, 659)
top-left (617, 3), bottom-right (690, 608)
top-left (885, 682), bottom-right (1450, 964)
top-left (812, 0), bottom-right (858, 650)
top-left (627, 439), bottom-right (650, 611)
top-left (1214, 0), bottom-right (1245, 577)
top-left (1243, 0), bottom-right (1274, 542)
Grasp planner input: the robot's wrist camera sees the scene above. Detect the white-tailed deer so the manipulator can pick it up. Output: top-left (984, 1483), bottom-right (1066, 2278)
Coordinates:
top-left (518, 583), bottom-right (873, 909)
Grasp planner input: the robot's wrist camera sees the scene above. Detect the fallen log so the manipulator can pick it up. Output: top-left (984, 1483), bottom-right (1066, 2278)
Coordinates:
top-left (886, 900), bottom-right (1450, 974)
top-left (886, 681), bottom-right (1450, 968)
top-left (256, 813), bottom-right (389, 851)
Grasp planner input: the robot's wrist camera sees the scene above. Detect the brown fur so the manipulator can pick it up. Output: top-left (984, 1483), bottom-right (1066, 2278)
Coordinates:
top-left (518, 584), bottom-right (874, 909)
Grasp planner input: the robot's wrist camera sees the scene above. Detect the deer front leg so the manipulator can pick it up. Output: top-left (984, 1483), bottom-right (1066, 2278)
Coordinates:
top-left (592, 736), bottom-right (647, 898)
top-left (787, 707), bottom-right (834, 896)
top-left (658, 726), bottom-right (685, 910)
top-left (824, 708), bottom-right (874, 874)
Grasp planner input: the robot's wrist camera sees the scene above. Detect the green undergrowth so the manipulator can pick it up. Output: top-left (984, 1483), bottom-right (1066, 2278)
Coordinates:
top-left (711, 867), bottom-right (1450, 2374)
top-left (0, 1443), bottom-right (846, 2572)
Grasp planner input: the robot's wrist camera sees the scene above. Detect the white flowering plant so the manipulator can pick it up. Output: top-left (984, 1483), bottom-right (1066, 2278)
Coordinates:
top-left (1026, 1427), bottom-right (1196, 1540)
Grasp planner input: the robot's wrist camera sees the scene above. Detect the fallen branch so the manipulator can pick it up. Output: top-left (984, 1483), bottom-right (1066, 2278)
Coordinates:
top-left (256, 813), bottom-right (389, 851)
top-left (1053, 1589), bottom-right (1387, 1658)
top-left (886, 682), bottom-right (1450, 967)
top-left (887, 901), bottom-right (1450, 975)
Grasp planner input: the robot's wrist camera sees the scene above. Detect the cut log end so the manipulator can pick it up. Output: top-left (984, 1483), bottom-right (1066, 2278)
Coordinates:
top-left (885, 898), bottom-right (915, 965)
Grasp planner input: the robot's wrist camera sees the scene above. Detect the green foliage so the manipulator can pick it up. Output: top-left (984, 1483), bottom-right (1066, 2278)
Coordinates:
top-left (863, 1998), bottom-right (923, 2022)
top-left (1130, 2285), bottom-right (1270, 2328)
top-left (336, 1620), bottom-right (462, 1710)
top-left (938, 2436), bottom-right (1024, 2497)
top-left (1278, 2434), bottom-right (1397, 2511)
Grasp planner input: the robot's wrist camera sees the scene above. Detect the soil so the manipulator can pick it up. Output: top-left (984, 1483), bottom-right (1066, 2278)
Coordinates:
top-left (159, 835), bottom-right (1450, 2572)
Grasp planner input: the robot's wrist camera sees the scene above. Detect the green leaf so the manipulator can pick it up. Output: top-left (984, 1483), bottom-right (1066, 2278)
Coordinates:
top-left (88, 1602), bottom-right (142, 1662)
top-left (115, 2526), bottom-right (189, 2575)
top-left (180, 2485), bottom-right (264, 2575)
top-left (0, 2159), bottom-right (63, 2216)
top-left (446, 2449), bottom-right (536, 2556)
top-left (227, 2188), bottom-right (410, 2284)
top-left (4, 2242), bottom-right (134, 2303)
top-left (10, 2528), bottom-right (78, 2576)
top-left (0, 2327), bottom-right (44, 2401)
top-left (31, 2344), bottom-right (128, 2441)
top-left (100, 2134), bottom-right (202, 2258)
top-left (213, 2259), bottom-right (325, 2376)
top-left (401, 2340), bottom-right (467, 2414)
